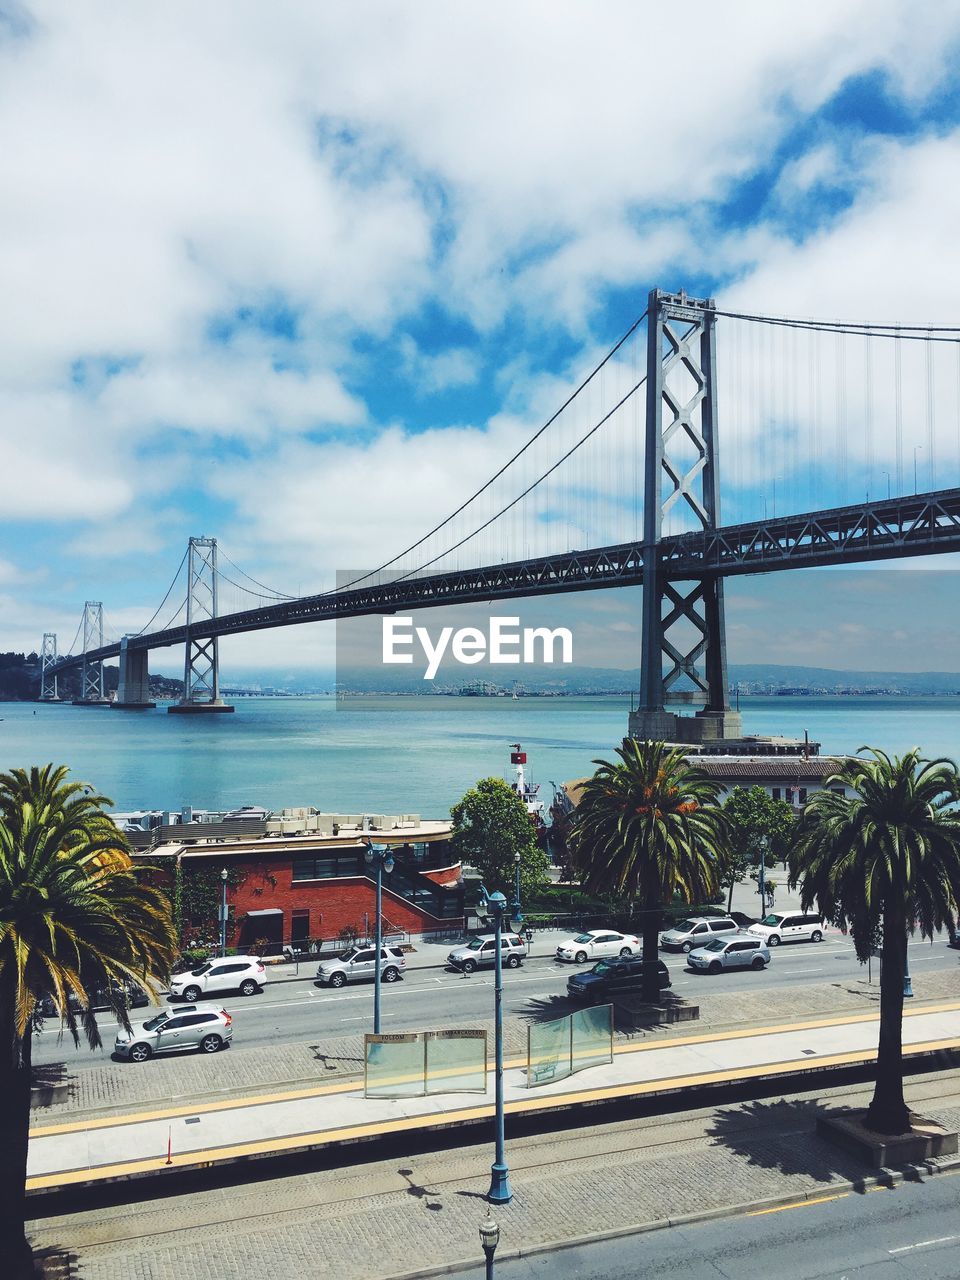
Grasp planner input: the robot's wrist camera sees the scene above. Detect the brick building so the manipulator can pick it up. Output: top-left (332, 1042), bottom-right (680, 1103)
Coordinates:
top-left (132, 816), bottom-right (463, 950)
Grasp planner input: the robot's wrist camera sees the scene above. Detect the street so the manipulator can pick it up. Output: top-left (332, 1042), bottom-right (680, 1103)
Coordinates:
top-left (31, 934), bottom-right (959, 1072)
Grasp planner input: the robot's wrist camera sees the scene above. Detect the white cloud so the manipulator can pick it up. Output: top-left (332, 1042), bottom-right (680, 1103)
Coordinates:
top-left (4, 1), bottom-right (960, 663)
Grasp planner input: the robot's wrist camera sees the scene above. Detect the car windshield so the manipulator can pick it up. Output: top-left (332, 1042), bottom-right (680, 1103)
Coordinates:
top-left (337, 948), bottom-right (359, 961)
top-left (702, 939), bottom-right (726, 952)
top-left (142, 1013), bottom-right (169, 1031)
top-left (572, 933), bottom-right (593, 943)
top-left (189, 963), bottom-right (211, 976)
top-left (760, 915), bottom-right (785, 927)
top-left (592, 960), bottom-right (612, 975)
top-left (466, 939), bottom-right (485, 951)
top-left (674, 920), bottom-right (697, 933)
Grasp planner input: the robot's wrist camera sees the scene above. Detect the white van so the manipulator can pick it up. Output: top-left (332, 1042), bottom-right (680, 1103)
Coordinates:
top-left (747, 912), bottom-right (824, 946)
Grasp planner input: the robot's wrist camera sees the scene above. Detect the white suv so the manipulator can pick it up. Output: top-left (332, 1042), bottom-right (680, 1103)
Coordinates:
top-left (748, 913), bottom-right (824, 946)
top-left (169, 955), bottom-right (266, 1001)
top-left (659, 916), bottom-right (740, 953)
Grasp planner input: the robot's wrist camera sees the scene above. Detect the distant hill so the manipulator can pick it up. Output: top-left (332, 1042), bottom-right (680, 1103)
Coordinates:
top-left (216, 662), bottom-right (960, 697)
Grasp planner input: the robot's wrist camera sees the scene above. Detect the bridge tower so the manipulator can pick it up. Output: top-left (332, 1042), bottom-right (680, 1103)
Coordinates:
top-left (73, 602), bottom-right (110, 706)
top-left (39, 632), bottom-right (60, 701)
top-left (169, 536), bottom-right (234, 714)
top-left (112, 636), bottom-right (156, 710)
top-left (628, 289), bottom-right (742, 746)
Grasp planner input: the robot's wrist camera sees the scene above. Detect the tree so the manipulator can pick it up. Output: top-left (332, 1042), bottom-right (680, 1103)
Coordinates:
top-left (450, 777), bottom-right (550, 902)
top-left (0, 764), bottom-right (177, 1277)
top-left (721, 786), bottom-right (797, 911)
top-left (570, 740), bottom-right (728, 1001)
top-left (788, 748), bottom-right (960, 1134)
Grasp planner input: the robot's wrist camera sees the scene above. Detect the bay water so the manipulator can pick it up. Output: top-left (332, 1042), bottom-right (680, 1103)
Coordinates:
top-left (2, 695), bottom-right (959, 819)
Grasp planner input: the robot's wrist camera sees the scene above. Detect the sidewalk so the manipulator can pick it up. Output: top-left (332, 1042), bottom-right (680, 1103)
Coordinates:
top-left (25, 1051), bottom-right (960, 1280)
top-left (27, 994), bottom-right (960, 1192)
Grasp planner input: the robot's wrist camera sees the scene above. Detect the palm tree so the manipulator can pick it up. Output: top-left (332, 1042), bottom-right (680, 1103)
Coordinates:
top-left (570, 740), bottom-right (728, 1001)
top-left (0, 764), bottom-right (178, 1278)
top-left (789, 748), bottom-right (960, 1135)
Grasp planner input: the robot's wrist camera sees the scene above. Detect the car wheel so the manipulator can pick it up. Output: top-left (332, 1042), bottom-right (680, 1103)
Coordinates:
top-left (182, 985), bottom-right (202, 1002)
top-left (200, 1034), bottom-right (222, 1054)
top-left (681, 941), bottom-right (693, 954)
top-left (329, 972), bottom-right (346, 988)
top-left (751, 956), bottom-right (765, 970)
top-left (619, 947), bottom-right (631, 957)
top-left (239, 979), bottom-right (257, 996)
top-left (462, 959), bottom-right (477, 974)
top-left (767, 935), bottom-right (781, 947)
top-left (575, 950), bottom-right (588, 964)
top-left (383, 967), bottom-right (400, 983)
top-left (811, 930), bottom-right (823, 943)
top-left (506, 955), bottom-right (520, 969)
top-left (709, 961), bottom-right (722, 974)
top-left (130, 1043), bottom-right (152, 1063)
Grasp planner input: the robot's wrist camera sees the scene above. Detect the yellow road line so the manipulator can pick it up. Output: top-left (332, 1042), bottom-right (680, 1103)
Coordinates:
top-left (30, 1002), bottom-right (960, 1138)
top-left (26, 1035), bottom-right (959, 1189)
top-left (748, 1193), bottom-right (848, 1216)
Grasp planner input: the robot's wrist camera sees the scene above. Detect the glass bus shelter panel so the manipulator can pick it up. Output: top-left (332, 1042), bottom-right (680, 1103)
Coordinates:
top-left (527, 1015), bottom-right (572, 1088)
top-left (364, 1033), bottom-right (424, 1099)
top-left (571, 1003), bottom-right (613, 1074)
top-left (424, 1029), bottom-right (487, 1094)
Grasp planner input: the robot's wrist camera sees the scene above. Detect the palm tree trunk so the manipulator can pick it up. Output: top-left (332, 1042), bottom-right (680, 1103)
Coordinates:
top-left (0, 977), bottom-right (35, 1279)
top-left (641, 895), bottom-right (663, 1003)
top-left (865, 910), bottom-right (910, 1134)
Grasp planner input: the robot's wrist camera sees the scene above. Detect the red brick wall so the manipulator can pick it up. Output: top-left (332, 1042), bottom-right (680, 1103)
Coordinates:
top-left (221, 857), bottom-right (459, 944)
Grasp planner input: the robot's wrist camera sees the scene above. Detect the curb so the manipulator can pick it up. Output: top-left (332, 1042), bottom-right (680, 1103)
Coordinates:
top-left (381, 1156), bottom-right (960, 1279)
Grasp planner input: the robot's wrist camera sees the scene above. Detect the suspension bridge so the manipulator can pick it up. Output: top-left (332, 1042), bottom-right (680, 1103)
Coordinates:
top-left (40, 288), bottom-right (960, 741)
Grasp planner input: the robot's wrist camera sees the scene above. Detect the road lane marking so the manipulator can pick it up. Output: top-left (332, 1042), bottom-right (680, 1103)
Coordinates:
top-left (747, 1192), bottom-right (848, 1216)
top-left (889, 1234), bottom-right (959, 1254)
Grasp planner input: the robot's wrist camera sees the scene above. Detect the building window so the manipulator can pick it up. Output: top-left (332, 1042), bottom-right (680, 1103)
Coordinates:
top-left (771, 788), bottom-right (781, 801)
top-left (292, 853), bottom-right (364, 881)
top-left (798, 788), bottom-right (808, 803)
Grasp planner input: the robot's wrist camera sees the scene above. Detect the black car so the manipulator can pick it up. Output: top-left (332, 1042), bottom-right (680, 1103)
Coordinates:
top-left (38, 980), bottom-right (149, 1019)
top-left (567, 956), bottom-right (671, 1002)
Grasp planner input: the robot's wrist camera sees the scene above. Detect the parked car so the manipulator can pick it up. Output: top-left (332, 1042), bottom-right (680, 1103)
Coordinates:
top-left (659, 916), bottom-right (740, 953)
top-left (555, 930), bottom-right (641, 964)
top-left (687, 936), bottom-right (771, 973)
top-left (168, 955), bottom-right (266, 1001)
top-left (38, 979), bottom-right (149, 1019)
top-left (447, 934), bottom-right (527, 973)
top-left (316, 945), bottom-right (406, 988)
top-left (747, 913), bottom-right (824, 946)
top-left (114, 1003), bottom-right (233, 1062)
top-left (567, 956), bottom-right (671, 1002)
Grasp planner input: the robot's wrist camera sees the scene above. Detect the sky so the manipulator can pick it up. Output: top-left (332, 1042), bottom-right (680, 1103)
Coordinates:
top-left (3, 1), bottom-right (960, 676)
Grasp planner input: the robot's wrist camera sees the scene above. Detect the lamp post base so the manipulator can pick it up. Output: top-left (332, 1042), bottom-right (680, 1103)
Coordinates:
top-left (904, 974), bottom-right (914, 997)
top-left (488, 1162), bottom-right (512, 1204)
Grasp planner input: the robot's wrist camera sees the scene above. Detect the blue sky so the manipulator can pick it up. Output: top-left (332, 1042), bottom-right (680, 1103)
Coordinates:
top-left (3, 1), bottom-right (960, 675)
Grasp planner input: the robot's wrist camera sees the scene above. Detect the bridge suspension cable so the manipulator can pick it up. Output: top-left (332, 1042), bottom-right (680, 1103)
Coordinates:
top-left (713, 307), bottom-right (960, 343)
top-left (334, 307), bottom-right (649, 594)
top-left (216, 549), bottom-right (298, 601)
top-left (134, 545), bottom-right (190, 636)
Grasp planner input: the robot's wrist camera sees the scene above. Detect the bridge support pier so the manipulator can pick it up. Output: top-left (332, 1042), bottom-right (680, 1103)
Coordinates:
top-left (629, 289), bottom-right (741, 747)
top-left (112, 637), bottom-right (155, 709)
top-left (169, 537), bottom-right (234, 714)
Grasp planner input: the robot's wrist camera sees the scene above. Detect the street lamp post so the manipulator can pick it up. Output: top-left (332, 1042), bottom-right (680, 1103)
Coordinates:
top-left (364, 840), bottom-right (395, 1034)
top-left (513, 852), bottom-right (521, 907)
top-left (219, 868), bottom-right (228, 957)
top-left (478, 1212), bottom-right (500, 1280)
top-left (479, 882), bottom-right (523, 1204)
